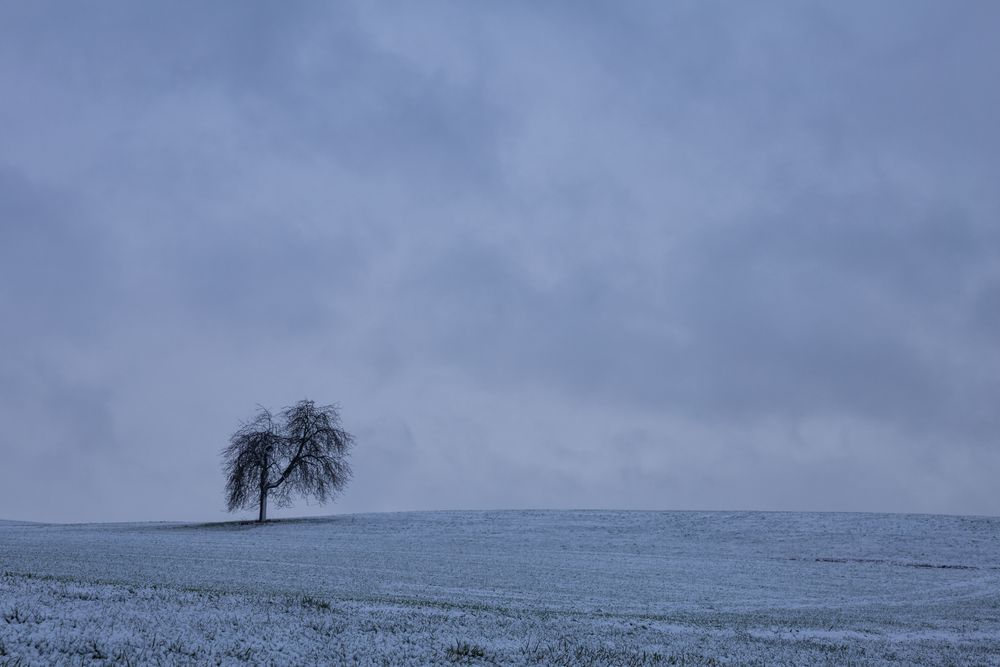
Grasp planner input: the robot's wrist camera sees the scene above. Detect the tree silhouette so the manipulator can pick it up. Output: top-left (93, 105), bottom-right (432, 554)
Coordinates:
top-left (223, 400), bottom-right (354, 522)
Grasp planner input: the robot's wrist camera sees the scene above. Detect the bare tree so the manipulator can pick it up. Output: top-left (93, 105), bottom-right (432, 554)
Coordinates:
top-left (222, 400), bottom-right (354, 522)
top-left (222, 406), bottom-right (281, 523)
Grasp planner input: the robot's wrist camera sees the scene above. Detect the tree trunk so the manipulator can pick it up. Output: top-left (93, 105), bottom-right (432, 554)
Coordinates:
top-left (258, 452), bottom-right (269, 523)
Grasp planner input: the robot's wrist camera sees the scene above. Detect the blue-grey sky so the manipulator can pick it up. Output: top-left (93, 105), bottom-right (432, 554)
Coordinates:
top-left (2, 1), bottom-right (999, 522)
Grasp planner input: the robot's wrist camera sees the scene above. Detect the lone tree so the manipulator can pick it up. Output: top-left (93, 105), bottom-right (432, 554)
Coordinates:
top-left (223, 400), bottom-right (354, 522)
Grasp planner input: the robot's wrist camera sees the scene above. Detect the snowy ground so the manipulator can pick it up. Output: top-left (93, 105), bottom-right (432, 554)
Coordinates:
top-left (1, 511), bottom-right (998, 665)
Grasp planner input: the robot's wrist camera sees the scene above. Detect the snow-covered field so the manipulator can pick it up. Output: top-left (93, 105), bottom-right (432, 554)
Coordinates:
top-left (1, 511), bottom-right (998, 665)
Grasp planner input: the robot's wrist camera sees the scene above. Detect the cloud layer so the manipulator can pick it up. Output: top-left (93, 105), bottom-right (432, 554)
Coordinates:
top-left (2, 1), bottom-right (999, 521)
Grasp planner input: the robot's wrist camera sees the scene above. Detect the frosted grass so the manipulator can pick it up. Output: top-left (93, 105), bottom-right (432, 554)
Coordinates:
top-left (1, 511), bottom-right (998, 665)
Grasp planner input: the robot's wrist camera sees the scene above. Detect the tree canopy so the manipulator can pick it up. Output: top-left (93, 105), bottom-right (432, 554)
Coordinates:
top-left (222, 400), bottom-right (353, 522)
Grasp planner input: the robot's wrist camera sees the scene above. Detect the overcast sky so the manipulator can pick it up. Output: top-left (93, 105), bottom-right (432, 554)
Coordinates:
top-left (2, 1), bottom-right (999, 523)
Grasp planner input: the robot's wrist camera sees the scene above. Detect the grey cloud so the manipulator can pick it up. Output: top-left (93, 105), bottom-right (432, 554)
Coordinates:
top-left (972, 280), bottom-right (1000, 339)
top-left (389, 195), bottom-right (996, 429)
top-left (0, 167), bottom-right (113, 336)
top-left (1, 1), bottom-right (998, 521)
top-left (165, 224), bottom-right (368, 337)
top-left (0, 2), bottom-right (317, 92)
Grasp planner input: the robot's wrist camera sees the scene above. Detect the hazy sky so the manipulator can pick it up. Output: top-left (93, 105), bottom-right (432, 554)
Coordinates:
top-left (2, 1), bottom-right (999, 522)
